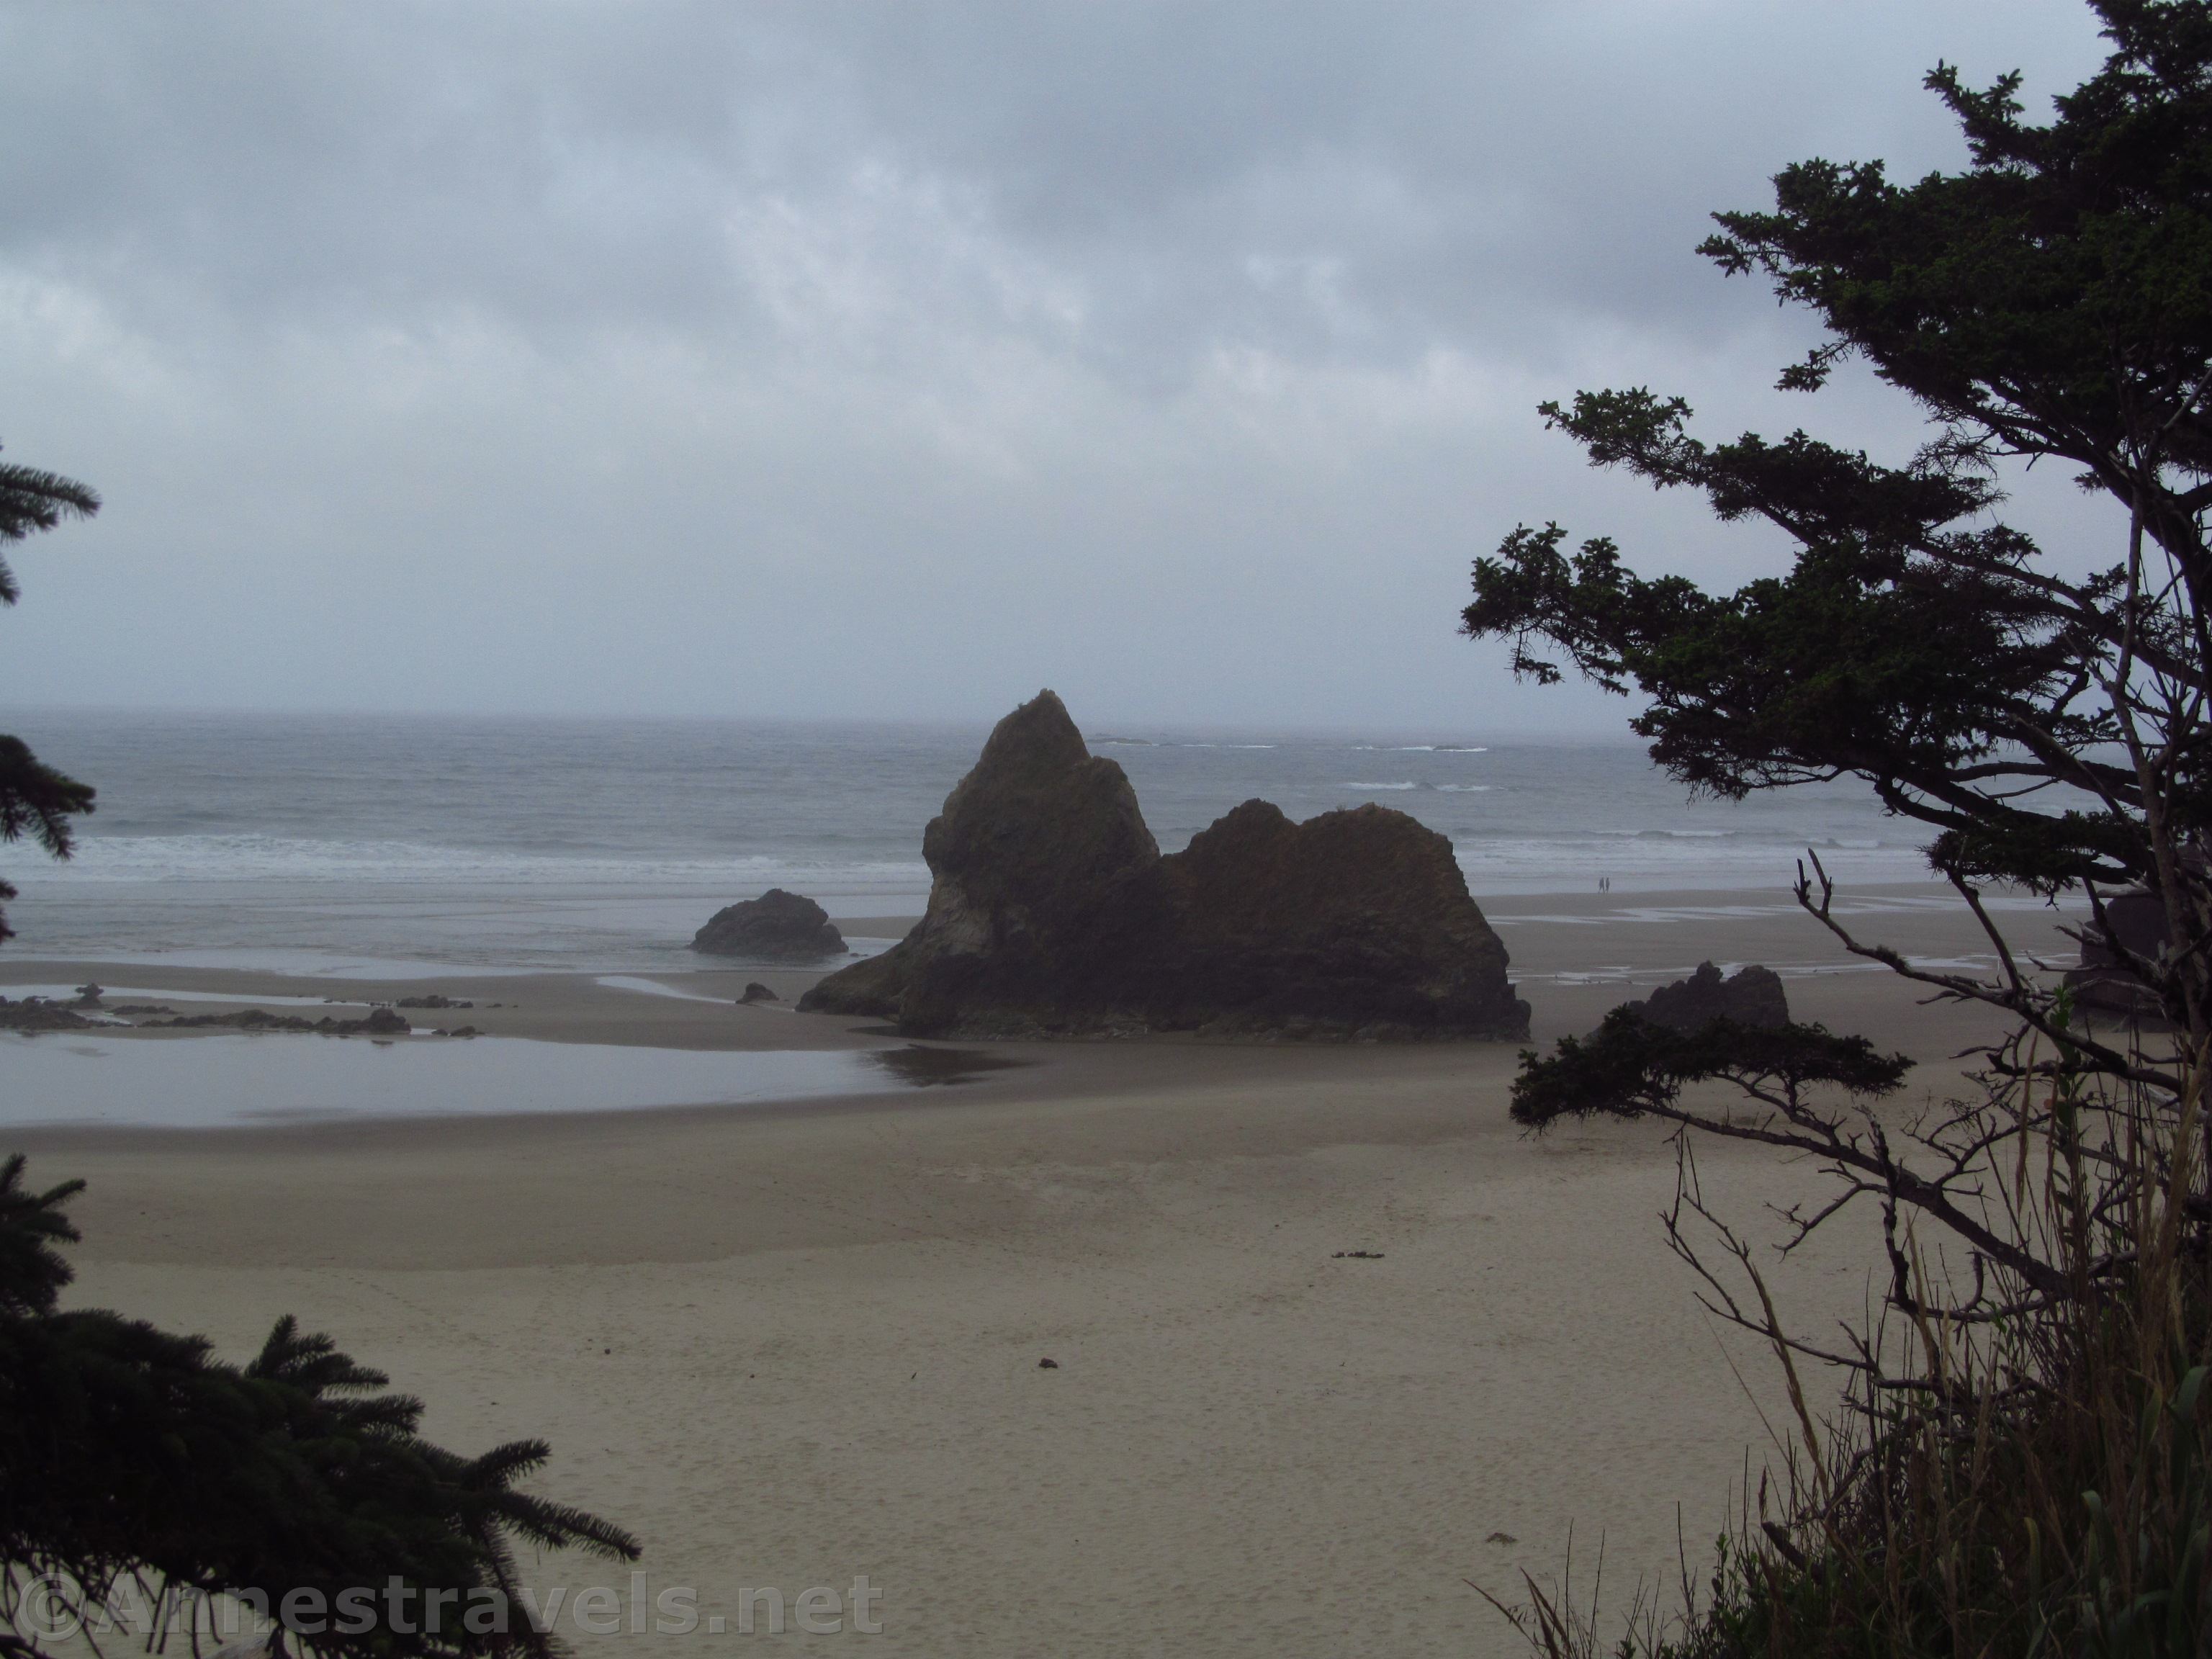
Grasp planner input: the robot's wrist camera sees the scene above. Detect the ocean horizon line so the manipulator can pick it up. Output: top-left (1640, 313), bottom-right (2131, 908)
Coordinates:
top-left (0, 700), bottom-right (1651, 750)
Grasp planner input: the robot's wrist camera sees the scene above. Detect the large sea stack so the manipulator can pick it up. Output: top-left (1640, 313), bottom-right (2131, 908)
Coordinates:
top-left (800, 691), bottom-right (1528, 1040)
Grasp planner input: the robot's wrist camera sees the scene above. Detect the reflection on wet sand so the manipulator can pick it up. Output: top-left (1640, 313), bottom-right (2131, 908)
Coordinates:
top-left (864, 1044), bottom-right (1030, 1088)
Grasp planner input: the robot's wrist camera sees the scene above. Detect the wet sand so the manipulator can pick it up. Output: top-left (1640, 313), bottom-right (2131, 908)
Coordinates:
top-left (6, 881), bottom-right (2075, 1655)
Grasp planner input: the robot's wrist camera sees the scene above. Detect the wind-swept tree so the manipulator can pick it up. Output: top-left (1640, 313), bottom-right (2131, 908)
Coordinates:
top-left (1463, 3), bottom-right (2212, 1651)
top-left (0, 445), bottom-right (99, 943)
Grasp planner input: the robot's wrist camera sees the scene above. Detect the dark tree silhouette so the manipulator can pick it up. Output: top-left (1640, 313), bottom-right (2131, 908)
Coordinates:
top-left (0, 449), bottom-right (639, 1654)
top-left (0, 1156), bottom-right (640, 1659)
top-left (1465, 5), bottom-right (2212, 1651)
top-left (0, 445), bottom-right (99, 943)
top-left (1466, 0), bottom-right (2212, 1110)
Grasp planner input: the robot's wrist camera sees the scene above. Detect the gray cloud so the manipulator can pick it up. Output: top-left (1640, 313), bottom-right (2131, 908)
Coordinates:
top-left (0, 0), bottom-right (2114, 729)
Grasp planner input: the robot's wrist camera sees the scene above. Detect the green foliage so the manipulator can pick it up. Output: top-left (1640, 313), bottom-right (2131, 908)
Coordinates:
top-left (0, 442), bottom-right (637, 1655)
top-left (0, 1155), bottom-right (81, 1318)
top-left (0, 1156), bottom-right (639, 1659)
top-left (0, 447), bottom-right (96, 607)
top-left (1491, 1066), bottom-right (2212, 1658)
top-left (0, 443), bottom-right (98, 943)
top-left (1463, 0), bottom-right (2212, 908)
top-left (1468, 5), bottom-right (2212, 1655)
top-left (2073, 1367), bottom-right (2212, 1655)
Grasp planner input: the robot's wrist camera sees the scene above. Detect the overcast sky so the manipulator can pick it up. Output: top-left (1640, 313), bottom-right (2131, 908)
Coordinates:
top-left (0, 1), bottom-right (2116, 734)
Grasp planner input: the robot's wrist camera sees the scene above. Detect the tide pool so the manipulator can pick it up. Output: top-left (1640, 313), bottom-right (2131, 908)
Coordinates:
top-left (0, 1033), bottom-right (915, 1130)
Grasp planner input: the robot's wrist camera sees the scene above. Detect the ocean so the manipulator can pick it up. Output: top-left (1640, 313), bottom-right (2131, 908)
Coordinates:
top-left (0, 709), bottom-right (1935, 975)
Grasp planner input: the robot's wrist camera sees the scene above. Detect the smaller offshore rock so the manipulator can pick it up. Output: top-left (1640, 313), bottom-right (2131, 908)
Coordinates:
top-left (739, 982), bottom-right (780, 1004)
top-left (691, 889), bottom-right (847, 962)
top-left (1617, 962), bottom-right (1788, 1032)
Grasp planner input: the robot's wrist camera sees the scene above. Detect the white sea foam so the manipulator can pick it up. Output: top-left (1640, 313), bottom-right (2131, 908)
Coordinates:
top-left (1450, 835), bottom-right (1928, 894)
top-left (0, 709), bottom-right (1995, 970)
top-left (41, 834), bottom-right (931, 893)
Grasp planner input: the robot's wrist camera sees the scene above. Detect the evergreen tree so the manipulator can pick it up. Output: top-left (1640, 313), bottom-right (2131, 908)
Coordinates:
top-left (0, 446), bottom-right (99, 943)
top-left (1467, 0), bottom-right (2212, 1056)
top-left (1464, 4), bottom-right (2212, 1650)
top-left (0, 451), bottom-right (639, 1654)
top-left (0, 1156), bottom-right (639, 1659)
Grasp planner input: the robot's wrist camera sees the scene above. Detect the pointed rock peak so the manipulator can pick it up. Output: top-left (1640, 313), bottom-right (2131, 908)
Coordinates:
top-left (972, 689), bottom-right (1092, 782)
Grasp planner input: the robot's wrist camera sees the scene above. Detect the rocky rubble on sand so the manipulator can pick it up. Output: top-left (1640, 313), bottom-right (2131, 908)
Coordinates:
top-left (0, 997), bottom-right (99, 1032)
top-left (0, 985), bottom-right (508, 1038)
top-left (691, 889), bottom-right (847, 961)
top-left (0, 984), bottom-right (112, 1030)
top-left (139, 1007), bottom-right (414, 1036)
top-left (799, 690), bottom-right (1529, 1040)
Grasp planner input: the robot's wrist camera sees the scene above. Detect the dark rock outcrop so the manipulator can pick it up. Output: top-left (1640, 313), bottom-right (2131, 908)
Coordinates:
top-left (2065, 889), bottom-right (2170, 1016)
top-left (1162, 797), bottom-right (1524, 1038)
top-left (800, 691), bottom-right (1528, 1040)
top-left (806, 691), bottom-right (1171, 1036)
top-left (1617, 961), bottom-right (1789, 1033)
top-left (0, 997), bottom-right (97, 1032)
top-left (691, 889), bottom-right (846, 962)
top-left (739, 982), bottom-right (780, 1004)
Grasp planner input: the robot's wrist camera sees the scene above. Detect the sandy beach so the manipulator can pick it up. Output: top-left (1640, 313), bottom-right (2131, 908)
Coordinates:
top-left (4, 882), bottom-right (2073, 1655)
